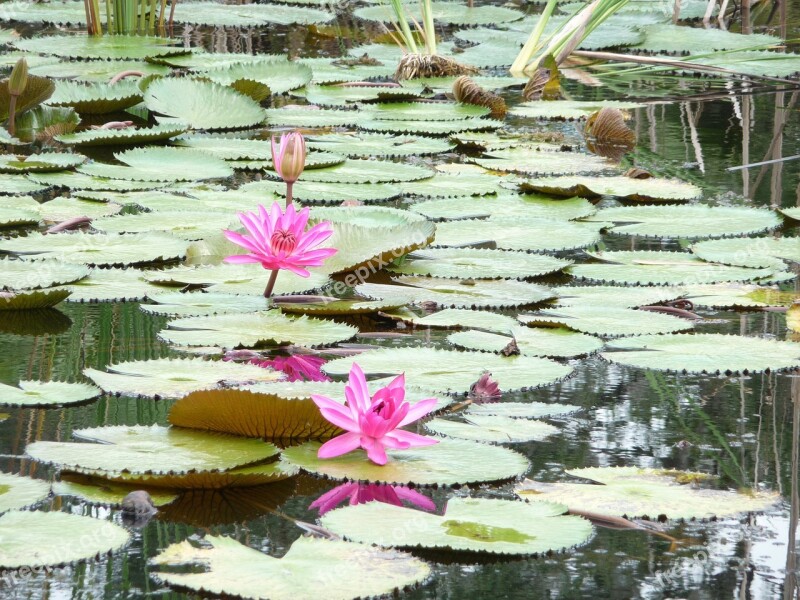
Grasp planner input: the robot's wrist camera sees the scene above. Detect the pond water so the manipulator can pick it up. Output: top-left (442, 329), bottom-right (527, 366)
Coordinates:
top-left (1, 2), bottom-right (800, 599)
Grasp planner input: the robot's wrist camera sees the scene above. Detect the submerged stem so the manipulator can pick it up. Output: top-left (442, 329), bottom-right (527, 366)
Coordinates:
top-left (264, 269), bottom-right (279, 298)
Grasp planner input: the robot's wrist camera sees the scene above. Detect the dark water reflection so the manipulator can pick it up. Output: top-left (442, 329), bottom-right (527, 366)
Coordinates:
top-left (2, 4), bottom-right (800, 600)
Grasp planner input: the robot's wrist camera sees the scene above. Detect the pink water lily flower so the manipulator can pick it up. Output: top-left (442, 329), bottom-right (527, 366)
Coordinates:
top-left (311, 482), bottom-right (436, 515)
top-left (312, 363), bottom-right (439, 466)
top-left (254, 355), bottom-right (330, 382)
top-left (271, 131), bottom-right (306, 184)
top-left (224, 202), bottom-right (336, 278)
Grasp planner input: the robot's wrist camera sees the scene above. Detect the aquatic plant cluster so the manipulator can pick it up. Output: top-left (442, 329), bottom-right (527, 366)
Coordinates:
top-left (0, 0), bottom-right (798, 598)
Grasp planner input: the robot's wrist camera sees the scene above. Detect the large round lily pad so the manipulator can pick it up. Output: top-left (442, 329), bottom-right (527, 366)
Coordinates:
top-left (0, 232), bottom-right (189, 267)
top-left (151, 535), bottom-right (430, 600)
top-left (518, 305), bottom-right (694, 337)
top-left (569, 250), bottom-right (779, 286)
top-left (410, 194), bottom-right (596, 222)
top-left (79, 147), bottom-right (233, 183)
top-left (0, 472), bottom-right (51, 514)
top-left (522, 175), bottom-right (702, 202)
top-left (26, 425), bottom-right (280, 475)
top-left (323, 347), bottom-right (572, 394)
top-left (144, 78), bottom-right (265, 130)
top-left (282, 438), bottom-right (529, 486)
top-left (425, 415), bottom-right (559, 444)
top-left (388, 248), bottom-right (571, 280)
top-left (585, 205), bottom-right (782, 239)
top-left (0, 510), bottom-right (130, 569)
top-left (357, 276), bottom-right (555, 309)
top-left (159, 311), bottom-right (358, 349)
top-left (321, 497), bottom-right (592, 555)
top-left (0, 380), bottom-right (101, 407)
top-left (602, 333), bottom-right (800, 374)
top-left (448, 326), bottom-right (603, 357)
top-left (690, 236), bottom-right (800, 269)
top-left (84, 357), bottom-right (282, 399)
top-left (515, 467), bottom-right (780, 520)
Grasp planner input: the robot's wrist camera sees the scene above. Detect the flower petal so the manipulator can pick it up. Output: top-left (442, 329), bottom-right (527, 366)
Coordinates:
top-left (318, 432), bottom-right (361, 459)
top-left (398, 398), bottom-right (439, 427)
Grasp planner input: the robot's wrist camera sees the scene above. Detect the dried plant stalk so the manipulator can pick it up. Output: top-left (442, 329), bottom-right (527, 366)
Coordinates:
top-left (452, 76), bottom-right (506, 119)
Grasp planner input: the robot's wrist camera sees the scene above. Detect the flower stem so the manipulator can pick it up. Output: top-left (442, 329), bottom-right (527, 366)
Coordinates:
top-left (7, 95), bottom-right (17, 137)
top-left (264, 269), bottom-right (279, 298)
top-left (285, 181), bottom-right (293, 209)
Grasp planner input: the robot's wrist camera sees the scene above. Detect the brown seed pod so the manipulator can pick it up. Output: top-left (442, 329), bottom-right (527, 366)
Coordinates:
top-left (522, 57), bottom-right (561, 102)
top-left (452, 76), bottom-right (507, 119)
top-left (584, 107), bottom-right (636, 162)
top-left (394, 54), bottom-right (478, 81)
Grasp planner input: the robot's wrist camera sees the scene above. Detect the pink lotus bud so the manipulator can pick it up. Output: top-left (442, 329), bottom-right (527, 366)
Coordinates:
top-left (270, 131), bottom-right (306, 184)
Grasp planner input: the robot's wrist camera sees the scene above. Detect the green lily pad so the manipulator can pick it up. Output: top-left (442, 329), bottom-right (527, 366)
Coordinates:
top-left (388, 248), bottom-right (571, 280)
top-left (159, 310), bottom-right (358, 349)
top-left (519, 306), bottom-right (693, 337)
top-left (602, 333), bottom-right (800, 374)
top-left (276, 297), bottom-right (406, 316)
top-left (362, 101), bottom-right (491, 121)
top-left (0, 472), bottom-right (50, 514)
top-left (35, 196), bottom-right (122, 222)
top-left (323, 347), bottom-right (572, 394)
top-left (0, 195), bottom-right (39, 227)
top-left (0, 288), bottom-right (72, 310)
top-left (55, 124), bottom-right (187, 147)
top-left (307, 132), bottom-right (453, 158)
top-left (141, 292), bottom-right (270, 317)
top-left (521, 175), bottom-right (702, 202)
top-left (475, 147), bottom-right (617, 177)
top-left (569, 250), bottom-right (779, 286)
top-left (241, 179), bottom-right (401, 204)
top-left (449, 326), bottom-right (603, 358)
top-left (151, 535), bottom-right (430, 600)
top-left (0, 510), bottom-right (130, 569)
top-left (12, 34), bottom-right (186, 60)
top-left (466, 401), bottom-right (581, 419)
top-left (48, 80), bottom-right (143, 114)
top-left (402, 171), bottom-right (506, 198)
top-left (283, 438), bottom-right (530, 486)
top-left (84, 357), bottom-right (282, 399)
top-left (30, 58), bottom-right (170, 82)
top-left (0, 232), bottom-right (189, 267)
top-left (26, 425), bottom-right (280, 475)
top-left (585, 205), bottom-right (782, 239)
top-left (0, 259), bottom-right (89, 290)
top-left (359, 117), bottom-right (504, 136)
top-left (682, 283), bottom-right (793, 309)
top-left (295, 158), bottom-right (433, 184)
top-left (433, 216), bottom-right (602, 252)
top-left (79, 147), bottom-right (233, 183)
top-left (410, 194), bottom-right (596, 221)
top-left (382, 307), bottom-right (518, 332)
top-left (53, 475), bottom-right (178, 508)
top-left (78, 460), bottom-right (297, 490)
top-left (516, 467), bottom-right (780, 519)
top-left (426, 416), bottom-right (559, 444)
top-left (143, 264), bottom-right (331, 296)
top-left (0, 174), bottom-right (50, 195)
top-left (552, 285), bottom-right (686, 308)
top-left (65, 268), bottom-right (167, 303)
top-left (92, 210), bottom-right (237, 240)
top-left (322, 497), bottom-right (591, 555)
top-left (510, 100), bottom-right (644, 121)
top-left (205, 60), bottom-right (313, 95)
top-left (690, 236), bottom-right (800, 269)
top-left (144, 78), bottom-right (265, 130)
top-left (0, 153), bottom-right (85, 173)
top-left (357, 276), bottom-right (555, 309)
top-left (296, 84), bottom-right (423, 106)
top-left (28, 170), bottom-right (166, 192)
top-left (635, 24), bottom-right (781, 54)
top-left (0, 380), bottom-right (100, 407)
top-left (264, 107), bottom-right (361, 128)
